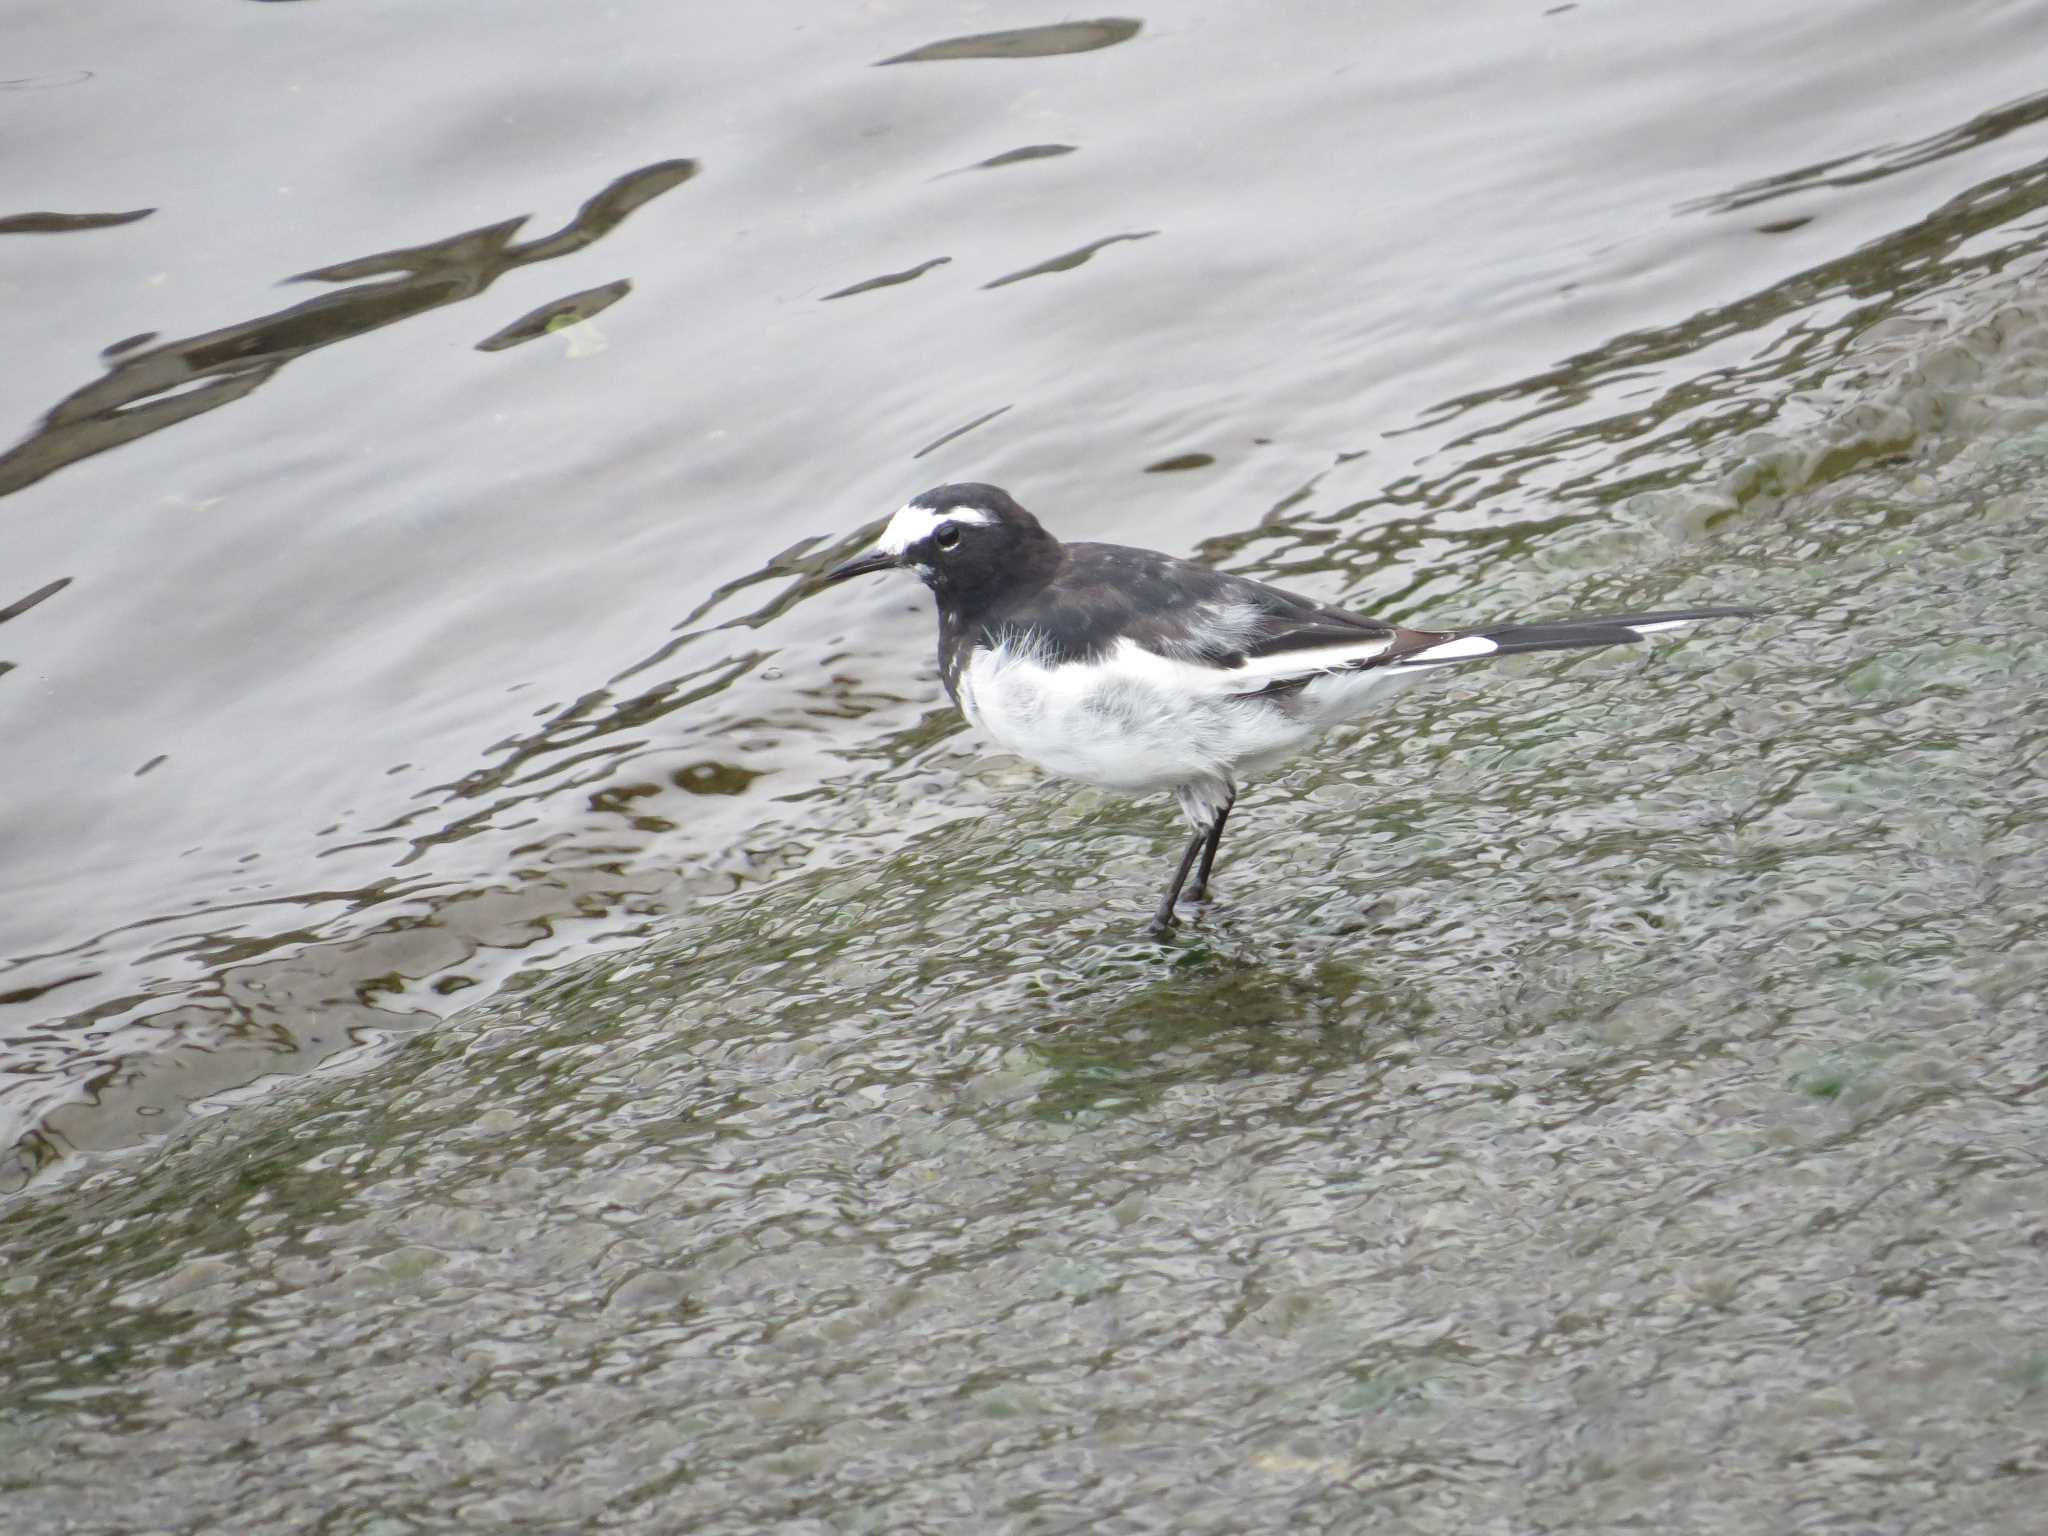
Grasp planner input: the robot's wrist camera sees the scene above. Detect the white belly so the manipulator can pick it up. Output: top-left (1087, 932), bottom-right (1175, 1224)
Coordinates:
top-left (957, 636), bottom-right (1400, 795)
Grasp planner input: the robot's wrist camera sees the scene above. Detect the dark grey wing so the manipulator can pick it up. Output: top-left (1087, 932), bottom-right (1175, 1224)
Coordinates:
top-left (995, 542), bottom-right (1439, 676)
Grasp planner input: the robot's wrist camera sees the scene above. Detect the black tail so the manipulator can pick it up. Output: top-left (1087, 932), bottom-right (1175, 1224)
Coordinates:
top-left (1386, 607), bottom-right (1755, 670)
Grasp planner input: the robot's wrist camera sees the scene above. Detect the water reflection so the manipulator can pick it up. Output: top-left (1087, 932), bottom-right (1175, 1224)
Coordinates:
top-left (938, 144), bottom-right (1078, 177)
top-left (0, 577), bottom-right (70, 686)
top-left (1684, 87), bottom-right (2048, 217)
top-left (0, 209), bottom-right (152, 235)
top-left (877, 18), bottom-right (1142, 66)
top-left (983, 230), bottom-right (1158, 289)
top-left (0, 576), bottom-right (70, 628)
top-left (475, 279), bottom-right (633, 353)
top-left (821, 257), bottom-right (952, 301)
top-left (0, 159), bottom-right (697, 500)
top-left (1379, 128), bottom-right (2048, 533)
top-left (0, 71), bottom-right (94, 90)
top-left (914, 405), bottom-right (1013, 458)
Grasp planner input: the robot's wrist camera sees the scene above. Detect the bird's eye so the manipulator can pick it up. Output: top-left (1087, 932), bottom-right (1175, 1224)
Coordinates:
top-left (934, 525), bottom-right (962, 551)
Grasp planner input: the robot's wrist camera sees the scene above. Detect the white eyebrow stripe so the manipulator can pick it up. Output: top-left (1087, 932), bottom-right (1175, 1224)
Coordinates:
top-left (877, 503), bottom-right (993, 555)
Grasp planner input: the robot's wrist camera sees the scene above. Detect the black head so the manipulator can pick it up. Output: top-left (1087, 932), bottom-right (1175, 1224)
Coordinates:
top-left (824, 483), bottom-right (1062, 612)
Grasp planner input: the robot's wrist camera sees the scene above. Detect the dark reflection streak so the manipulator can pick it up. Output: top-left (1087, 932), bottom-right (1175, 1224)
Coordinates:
top-left (316, 837), bottom-right (409, 859)
top-left (1686, 151), bottom-right (1867, 218)
top-left (3, 875), bottom-right (448, 985)
top-left (1685, 87), bottom-right (2048, 216)
top-left (701, 573), bottom-right (816, 638)
top-left (0, 577), bottom-right (70, 625)
top-left (503, 741), bottom-right (647, 794)
top-left (1186, 466), bottom-right (1342, 570)
top-left (876, 18), bottom-right (1140, 65)
top-left (913, 404), bottom-right (1010, 458)
top-left (0, 71), bottom-right (94, 90)
top-left (820, 257), bottom-right (950, 301)
top-left (371, 652), bottom-right (765, 869)
top-left (475, 279), bottom-right (632, 352)
top-left (0, 973), bottom-right (96, 1008)
top-left (983, 231), bottom-right (1157, 290)
top-left (1404, 154), bottom-right (2048, 471)
top-left (0, 209), bottom-right (153, 235)
top-left (663, 535), bottom-right (829, 641)
top-left (934, 145), bottom-right (1077, 179)
top-left (283, 216), bottom-right (527, 285)
top-left (0, 158), bottom-right (697, 502)
top-left (616, 567), bottom-right (822, 688)
top-left (141, 923), bottom-right (333, 970)
top-left (977, 143), bottom-right (1075, 168)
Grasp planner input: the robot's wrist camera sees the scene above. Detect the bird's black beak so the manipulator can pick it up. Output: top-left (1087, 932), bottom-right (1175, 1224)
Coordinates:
top-left (822, 549), bottom-right (897, 584)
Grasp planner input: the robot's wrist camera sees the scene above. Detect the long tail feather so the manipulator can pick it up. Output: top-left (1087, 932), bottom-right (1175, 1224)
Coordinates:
top-left (1387, 607), bottom-right (1755, 671)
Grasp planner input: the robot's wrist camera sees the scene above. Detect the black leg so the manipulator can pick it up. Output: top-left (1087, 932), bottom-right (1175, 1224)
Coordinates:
top-left (1149, 829), bottom-right (1207, 936)
top-left (1186, 794), bottom-right (1235, 905)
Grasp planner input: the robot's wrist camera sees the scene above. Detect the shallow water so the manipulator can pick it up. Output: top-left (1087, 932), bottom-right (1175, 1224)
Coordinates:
top-left (4, 2), bottom-right (2048, 1531)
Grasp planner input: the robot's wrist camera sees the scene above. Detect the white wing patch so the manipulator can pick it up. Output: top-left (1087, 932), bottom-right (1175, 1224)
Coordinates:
top-left (1143, 603), bottom-right (1397, 684)
top-left (1218, 637), bottom-right (1398, 684)
top-left (1086, 637), bottom-right (1399, 698)
top-left (1394, 633), bottom-right (1499, 666)
top-left (878, 502), bottom-right (993, 556)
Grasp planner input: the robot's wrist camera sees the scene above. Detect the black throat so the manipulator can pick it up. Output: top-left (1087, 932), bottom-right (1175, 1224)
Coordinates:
top-left (934, 532), bottom-right (1063, 703)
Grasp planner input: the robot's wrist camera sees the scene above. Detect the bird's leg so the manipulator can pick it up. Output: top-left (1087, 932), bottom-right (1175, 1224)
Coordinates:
top-left (1185, 791), bottom-right (1236, 905)
top-left (1149, 829), bottom-right (1207, 936)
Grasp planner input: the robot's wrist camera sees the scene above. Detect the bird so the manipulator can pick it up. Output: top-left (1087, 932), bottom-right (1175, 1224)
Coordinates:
top-left (824, 482), bottom-right (1751, 936)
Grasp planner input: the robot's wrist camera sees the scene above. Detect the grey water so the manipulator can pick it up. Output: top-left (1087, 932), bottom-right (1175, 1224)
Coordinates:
top-left (3, 2), bottom-right (2046, 1531)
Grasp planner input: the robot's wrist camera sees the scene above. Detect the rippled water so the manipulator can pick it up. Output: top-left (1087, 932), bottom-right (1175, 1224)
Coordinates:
top-left (5, 2), bottom-right (2047, 1531)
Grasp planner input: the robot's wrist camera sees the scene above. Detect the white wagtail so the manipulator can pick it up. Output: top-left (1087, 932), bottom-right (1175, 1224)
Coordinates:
top-left (826, 483), bottom-right (1750, 935)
